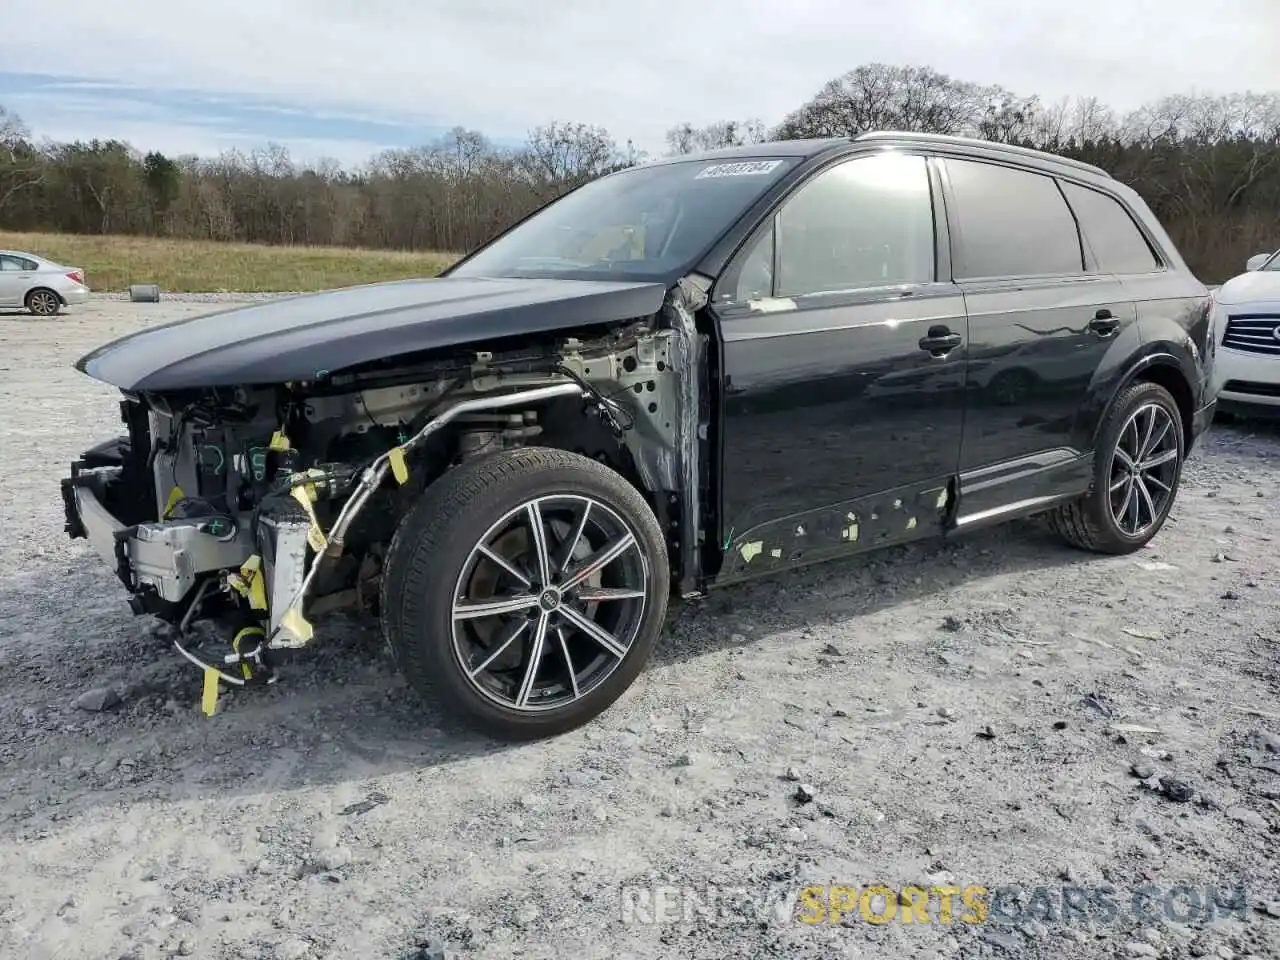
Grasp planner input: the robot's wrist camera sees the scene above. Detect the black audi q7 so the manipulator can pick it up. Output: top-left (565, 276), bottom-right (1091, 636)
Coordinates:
top-left (62, 131), bottom-right (1218, 739)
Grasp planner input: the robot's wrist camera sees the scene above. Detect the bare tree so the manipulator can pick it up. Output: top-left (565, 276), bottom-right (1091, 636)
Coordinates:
top-left (519, 121), bottom-right (621, 193)
top-left (0, 106), bottom-right (44, 214)
top-left (664, 119), bottom-right (767, 155)
top-left (773, 64), bottom-right (1011, 140)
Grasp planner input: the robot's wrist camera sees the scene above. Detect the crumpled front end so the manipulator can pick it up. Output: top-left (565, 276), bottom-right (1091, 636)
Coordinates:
top-left (58, 308), bottom-right (698, 715)
top-left (60, 392), bottom-right (327, 707)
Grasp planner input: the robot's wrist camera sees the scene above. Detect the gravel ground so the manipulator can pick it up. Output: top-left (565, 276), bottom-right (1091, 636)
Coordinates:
top-left (1, 297), bottom-right (1278, 960)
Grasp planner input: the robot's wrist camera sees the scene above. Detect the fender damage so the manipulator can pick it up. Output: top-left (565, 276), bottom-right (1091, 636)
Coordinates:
top-left (60, 275), bottom-right (712, 710)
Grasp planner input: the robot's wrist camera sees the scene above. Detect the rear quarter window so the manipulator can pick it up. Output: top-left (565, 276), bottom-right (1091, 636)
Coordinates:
top-left (1059, 181), bottom-right (1162, 274)
top-left (943, 158), bottom-right (1084, 280)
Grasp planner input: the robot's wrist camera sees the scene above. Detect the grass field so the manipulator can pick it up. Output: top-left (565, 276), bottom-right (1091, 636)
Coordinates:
top-left (0, 232), bottom-right (461, 293)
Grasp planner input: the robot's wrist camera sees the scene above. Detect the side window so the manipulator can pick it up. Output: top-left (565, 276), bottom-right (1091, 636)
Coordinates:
top-left (1059, 181), bottom-right (1162, 274)
top-left (0, 256), bottom-right (22, 272)
top-left (944, 159), bottom-right (1083, 279)
top-left (774, 152), bottom-right (935, 297)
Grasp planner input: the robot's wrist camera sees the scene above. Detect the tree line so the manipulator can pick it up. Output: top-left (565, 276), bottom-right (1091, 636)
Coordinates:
top-left (2, 63), bottom-right (1279, 282)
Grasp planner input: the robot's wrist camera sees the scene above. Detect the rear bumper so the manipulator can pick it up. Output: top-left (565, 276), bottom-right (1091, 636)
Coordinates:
top-left (60, 286), bottom-right (90, 305)
top-left (1192, 396), bottom-right (1216, 436)
top-left (1186, 397), bottom-right (1216, 456)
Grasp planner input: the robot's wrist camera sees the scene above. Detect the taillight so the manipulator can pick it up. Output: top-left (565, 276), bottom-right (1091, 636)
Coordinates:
top-left (67, 271), bottom-right (83, 284)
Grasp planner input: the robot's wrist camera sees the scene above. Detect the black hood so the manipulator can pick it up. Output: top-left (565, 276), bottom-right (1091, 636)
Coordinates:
top-left (76, 276), bottom-right (669, 391)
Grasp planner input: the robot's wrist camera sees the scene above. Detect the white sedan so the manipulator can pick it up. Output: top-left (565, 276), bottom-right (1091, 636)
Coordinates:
top-left (0, 249), bottom-right (91, 316)
top-left (1211, 249), bottom-right (1280, 418)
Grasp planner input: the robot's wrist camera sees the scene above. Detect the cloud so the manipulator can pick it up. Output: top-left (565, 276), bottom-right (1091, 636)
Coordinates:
top-left (0, 0), bottom-right (1276, 163)
top-left (0, 73), bottom-right (464, 166)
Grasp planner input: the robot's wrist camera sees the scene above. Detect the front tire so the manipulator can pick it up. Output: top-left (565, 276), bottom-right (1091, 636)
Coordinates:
top-left (381, 447), bottom-right (670, 741)
top-left (26, 288), bottom-right (62, 317)
top-left (1049, 380), bottom-right (1185, 554)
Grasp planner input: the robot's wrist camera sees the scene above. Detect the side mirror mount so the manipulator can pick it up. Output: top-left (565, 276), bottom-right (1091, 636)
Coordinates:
top-left (1246, 252), bottom-right (1274, 272)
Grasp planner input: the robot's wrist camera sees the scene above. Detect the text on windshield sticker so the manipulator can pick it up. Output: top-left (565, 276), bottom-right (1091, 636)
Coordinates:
top-left (695, 160), bottom-right (783, 179)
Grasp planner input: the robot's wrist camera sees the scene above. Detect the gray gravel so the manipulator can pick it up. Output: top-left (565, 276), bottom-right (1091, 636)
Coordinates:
top-left (2, 298), bottom-right (1279, 960)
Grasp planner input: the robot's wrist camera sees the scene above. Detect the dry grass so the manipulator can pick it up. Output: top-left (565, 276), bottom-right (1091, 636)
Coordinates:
top-left (0, 232), bottom-right (461, 293)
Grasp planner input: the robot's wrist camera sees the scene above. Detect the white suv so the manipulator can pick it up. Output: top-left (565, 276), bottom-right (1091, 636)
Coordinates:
top-left (1212, 249), bottom-right (1280, 418)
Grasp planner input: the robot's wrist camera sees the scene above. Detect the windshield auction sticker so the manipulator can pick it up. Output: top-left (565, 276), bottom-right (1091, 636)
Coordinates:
top-left (695, 160), bottom-right (784, 178)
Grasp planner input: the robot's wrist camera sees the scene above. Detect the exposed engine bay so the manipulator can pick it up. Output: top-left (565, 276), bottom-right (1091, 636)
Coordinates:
top-left (61, 293), bottom-right (711, 712)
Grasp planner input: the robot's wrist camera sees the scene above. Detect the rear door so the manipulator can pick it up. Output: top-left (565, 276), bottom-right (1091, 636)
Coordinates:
top-left (938, 157), bottom-right (1137, 524)
top-left (1058, 177), bottom-right (1192, 366)
top-left (711, 150), bottom-right (967, 580)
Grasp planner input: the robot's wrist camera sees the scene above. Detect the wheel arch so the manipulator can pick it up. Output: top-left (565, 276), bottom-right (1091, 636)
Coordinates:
top-left (1127, 359), bottom-right (1195, 448)
top-left (437, 393), bottom-right (684, 586)
top-left (1089, 349), bottom-right (1196, 452)
top-left (25, 286), bottom-right (65, 311)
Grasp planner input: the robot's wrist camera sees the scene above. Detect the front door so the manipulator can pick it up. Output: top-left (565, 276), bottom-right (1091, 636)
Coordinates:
top-left (710, 151), bottom-right (967, 581)
top-left (937, 156), bottom-right (1139, 521)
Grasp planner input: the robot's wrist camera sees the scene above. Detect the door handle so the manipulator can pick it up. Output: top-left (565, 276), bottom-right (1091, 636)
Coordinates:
top-left (1089, 309), bottom-right (1120, 336)
top-left (918, 326), bottom-right (962, 355)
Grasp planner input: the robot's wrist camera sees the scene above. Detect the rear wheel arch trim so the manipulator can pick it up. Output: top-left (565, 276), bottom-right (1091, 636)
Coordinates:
top-left (1094, 352), bottom-right (1196, 448)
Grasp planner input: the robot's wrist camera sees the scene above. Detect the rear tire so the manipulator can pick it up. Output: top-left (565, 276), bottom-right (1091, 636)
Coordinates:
top-left (26, 288), bottom-right (62, 317)
top-left (1049, 380), bottom-right (1185, 554)
top-left (381, 446), bottom-right (669, 741)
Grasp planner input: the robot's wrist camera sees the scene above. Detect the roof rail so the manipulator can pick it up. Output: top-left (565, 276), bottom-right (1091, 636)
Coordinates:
top-left (853, 131), bottom-right (1112, 179)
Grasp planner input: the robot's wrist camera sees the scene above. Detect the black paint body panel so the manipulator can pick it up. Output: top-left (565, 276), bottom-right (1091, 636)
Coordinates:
top-left (75, 277), bottom-right (669, 391)
top-left (712, 283), bottom-right (967, 566)
top-left (703, 138), bottom-right (1213, 586)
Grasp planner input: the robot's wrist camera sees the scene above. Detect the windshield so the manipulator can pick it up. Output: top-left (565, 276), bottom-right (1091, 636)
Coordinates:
top-left (1263, 252), bottom-right (1280, 271)
top-left (448, 157), bottom-right (799, 282)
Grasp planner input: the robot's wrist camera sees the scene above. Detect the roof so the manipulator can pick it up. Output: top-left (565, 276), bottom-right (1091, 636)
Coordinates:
top-left (643, 131), bottom-right (1111, 180)
top-left (643, 138), bottom-right (850, 166)
top-left (854, 131), bottom-right (1112, 179)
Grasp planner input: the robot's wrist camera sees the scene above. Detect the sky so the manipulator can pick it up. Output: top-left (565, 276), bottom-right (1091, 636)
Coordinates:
top-left (1, 0), bottom-right (1277, 169)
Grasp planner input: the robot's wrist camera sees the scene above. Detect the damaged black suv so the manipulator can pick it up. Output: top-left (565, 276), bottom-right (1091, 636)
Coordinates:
top-left (61, 132), bottom-right (1219, 740)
